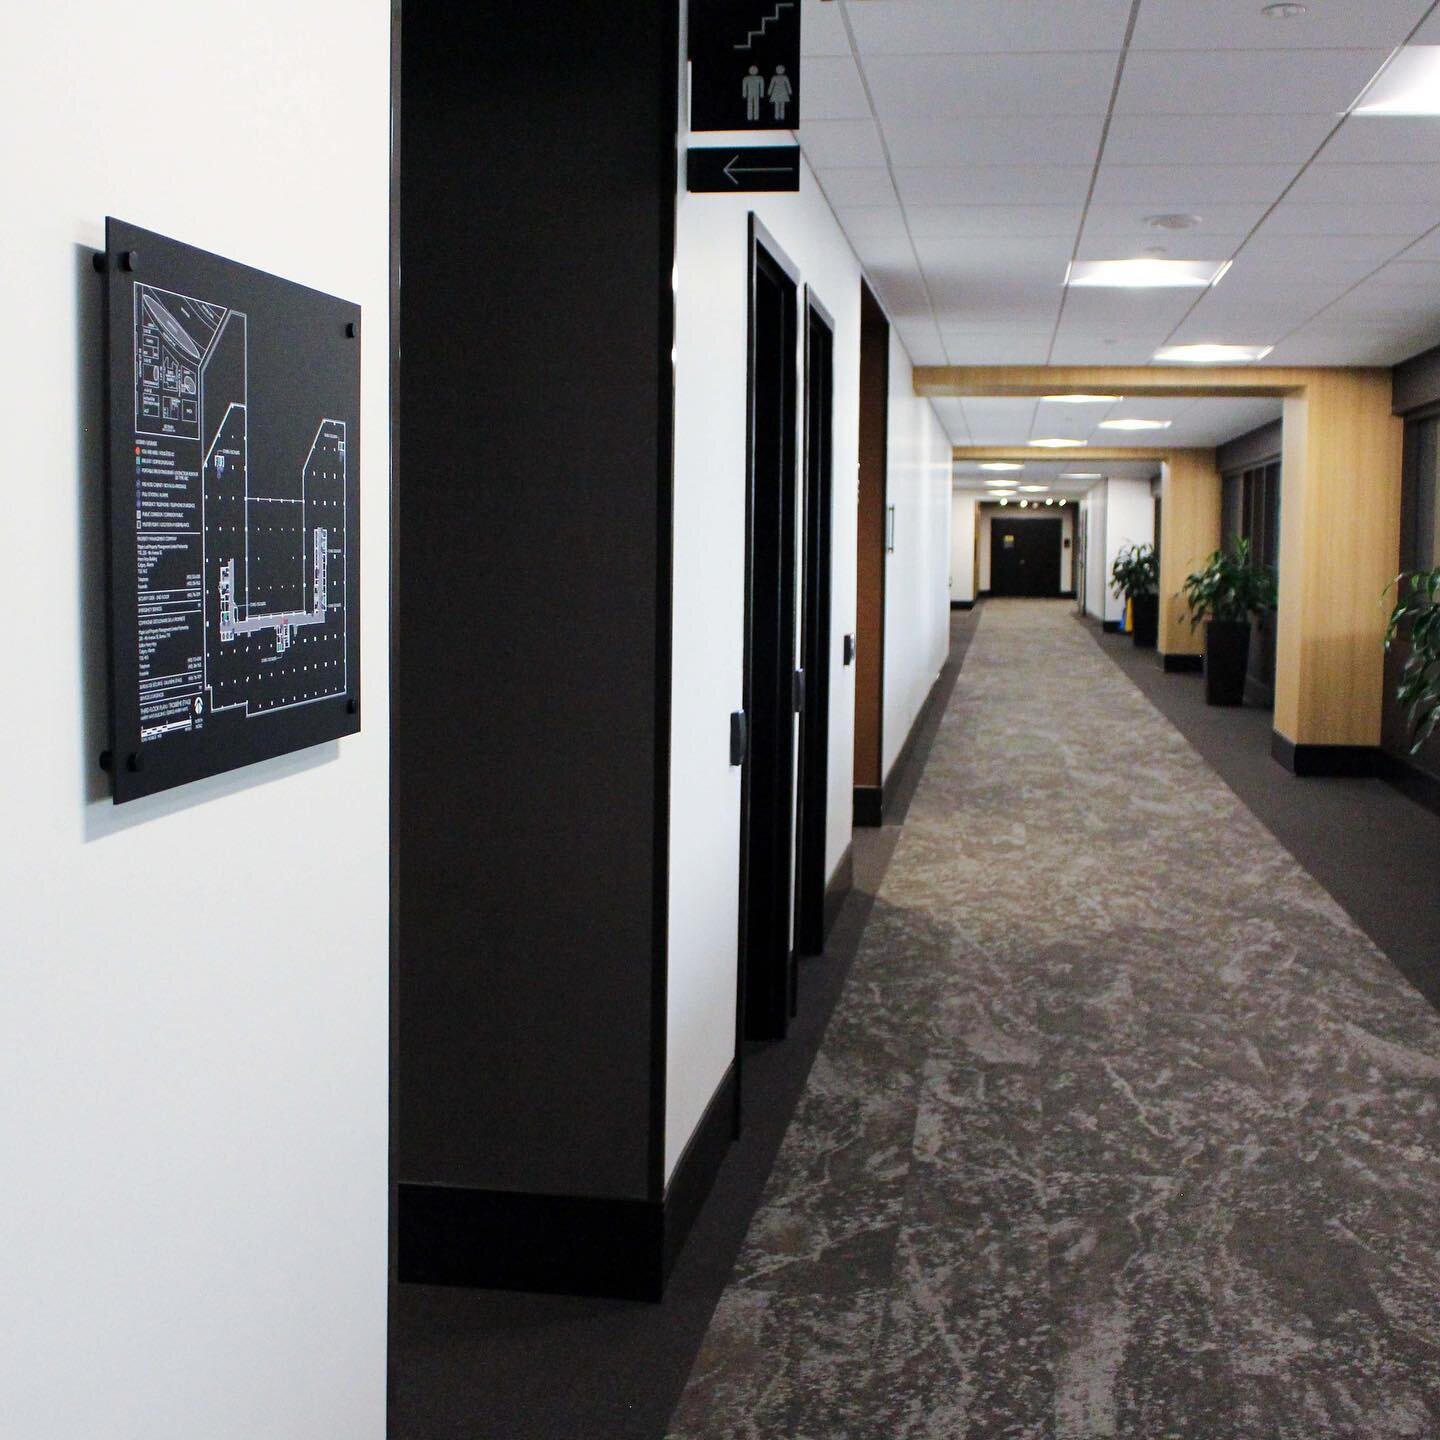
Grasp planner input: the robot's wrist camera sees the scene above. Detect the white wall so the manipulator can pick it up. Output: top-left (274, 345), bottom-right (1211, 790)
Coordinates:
top-left (950, 491), bottom-right (978, 604)
top-left (666, 29), bottom-right (950, 1179)
top-left (1085, 483), bottom-right (1110, 620)
top-left (0, 7), bottom-right (391, 1439)
top-left (882, 332), bottom-right (953, 780)
top-left (1102, 477), bottom-right (1157, 624)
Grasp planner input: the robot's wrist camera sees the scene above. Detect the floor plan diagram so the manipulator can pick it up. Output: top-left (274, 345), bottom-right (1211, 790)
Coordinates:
top-left (130, 282), bottom-right (349, 742)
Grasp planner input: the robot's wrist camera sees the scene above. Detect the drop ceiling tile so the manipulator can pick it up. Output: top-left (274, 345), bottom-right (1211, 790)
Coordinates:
top-left (816, 166), bottom-right (899, 206)
top-left (1394, 229), bottom-right (1440, 260)
top-left (863, 54), bottom-right (1117, 120)
top-left (1103, 113), bottom-right (1337, 167)
top-left (850, 232), bottom-right (920, 270)
top-left (894, 330), bottom-right (948, 364)
top-left (1117, 50), bottom-right (1389, 116)
top-left (1417, 10), bottom-right (1440, 41)
top-left (1287, 164), bottom-right (1440, 206)
top-left (1048, 336), bottom-right (1170, 364)
top-left (866, 267), bottom-right (933, 319)
top-left (939, 334), bottom-right (1055, 364)
top-left (847, 0), bottom-right (1133, 54)
top-left (798, 118), bottom-right (886, 168)
top-left (1075, 232), bottom-right (1244, 261)
top-left (1323, 116), bottom-right (1440, 164)
top-left (1080, 202), bottom-right (1270, 236)
top-left (914, 234), bottom-right (1077, 272)
top-left (1370, 259), bottom-right (1440, 289)
top-left (1092, 163), bottom-right (1300, 206)
top-left (906, 205), bottom-right (1083, 239)
top-left (1238, 232), bottom-right (1416, 266)
top-left (883, 114), bottom-right (1106, 167)
top-left (896, 166), bottom-right (1094, 207)
top-left (802, 55), bottom-right (872, 119)
top-left (1132, 0), bottom-right (1430, 49)
top-left (1058, 287), bottom-right (1199, 329)
top-left (800, 0), bottom-right (852, 57)
top-left (932, 285), bottom-right (1064, 324)
top-left (834, 205), bottom-right (909, 240)
top-left (1258, 201), bottom-right (1440, 236)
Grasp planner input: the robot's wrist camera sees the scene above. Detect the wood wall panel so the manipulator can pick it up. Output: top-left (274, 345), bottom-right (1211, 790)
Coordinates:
top-left (1158, 450), bottom-right (1221, 658)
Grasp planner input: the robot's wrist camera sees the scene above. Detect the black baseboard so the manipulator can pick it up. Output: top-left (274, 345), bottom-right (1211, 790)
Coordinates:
top-left (1161, 653), bottom-right (1203, 674)
top-left (398, 1066), bottom-right (736, 1303)
top-left (1272, 733), bottom-right (1384, 778)
top-left (1060, 589), bottom-right (1077, 600)
top-left (949, 599), bottom-right (975, 611)
top-left (977, 588), bottom-right (992, 599)
top-left (822, 843), bottom-right (854, 941)
top-left (1379, 750), bottom-right (1440, 818)
top-left (853, 785), bottom-right (884, 828)
top-left (1102, 619), bottom-right (1123, 634)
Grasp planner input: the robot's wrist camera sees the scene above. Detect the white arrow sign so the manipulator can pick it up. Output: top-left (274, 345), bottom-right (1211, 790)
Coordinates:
top-left (723, 154), bottom-right (796, 185)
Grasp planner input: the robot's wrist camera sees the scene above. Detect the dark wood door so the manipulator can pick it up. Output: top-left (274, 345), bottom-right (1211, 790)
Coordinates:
top-left (795, 293), bottom-right (834, 963)
top-left (738, 220), bottom-right (799, 1044)
top-left (991, 518), bottom-right (1062, 596)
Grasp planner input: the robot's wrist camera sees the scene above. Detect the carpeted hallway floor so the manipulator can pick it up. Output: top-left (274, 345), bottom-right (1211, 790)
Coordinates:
top-left (666, 598), bottom-right (1440, 1440)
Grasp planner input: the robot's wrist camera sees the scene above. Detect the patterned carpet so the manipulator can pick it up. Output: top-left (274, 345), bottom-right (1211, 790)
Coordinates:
top-left (667, 598), bottom-right (1440, 1440)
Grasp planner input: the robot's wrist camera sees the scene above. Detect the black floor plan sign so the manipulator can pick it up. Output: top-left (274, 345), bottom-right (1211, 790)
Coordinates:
top-left (689, 0), bottom-right (801, 133)
top-left (101, 219), bottom-right (361, 803)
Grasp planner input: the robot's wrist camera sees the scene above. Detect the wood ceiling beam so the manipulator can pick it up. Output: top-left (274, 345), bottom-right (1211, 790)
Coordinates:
top-left (916, 365), bottom-right (1388, 399)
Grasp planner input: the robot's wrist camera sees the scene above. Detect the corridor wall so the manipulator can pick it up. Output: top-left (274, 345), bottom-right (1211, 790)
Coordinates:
top-left (978, 506), bottom-right (1076, 593)
top-left (0, 5), bottom-right (391, 1438)
top-left (1103, 478), bottom-right (1157, 626)
top-left (668, 41), bottom-right (951, 1178)
top-left (951, 492), bottom-right (978, 604)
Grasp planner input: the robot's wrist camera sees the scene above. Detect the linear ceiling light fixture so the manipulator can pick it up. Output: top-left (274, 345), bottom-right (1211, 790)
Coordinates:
top-left (979, 462), bottom-right (1024, 471)
top-left (1352, 47), bottom-right (1440, 116)
top-left (1042, 394), bottom-right (1123, 404)
top-left (1066, 258), bottom-right (1231, 289)
top-left (1098, 418), bottom-right (1172, 431)
top-left (1029, 437), bottom-right (1087, 448)
top-left (1153, 343), bottom-right (1273, 363)
top-left (1061, 472), bottom-right (1103, 479)
top-left (1019, 485), bottom-right (1049, 492)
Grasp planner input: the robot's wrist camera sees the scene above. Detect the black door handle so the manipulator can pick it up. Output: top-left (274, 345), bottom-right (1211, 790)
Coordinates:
top-left (730, 711), bottom-right (748, 767)
top-left (793, 669), bottom-right (806, 714)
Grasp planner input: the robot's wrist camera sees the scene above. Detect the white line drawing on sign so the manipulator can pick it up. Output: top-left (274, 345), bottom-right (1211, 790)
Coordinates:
top-left (722, 154), bottom-right (794, 186)
top-left (734, 2), bottom-right (794, 51)
top-left (768, 65), bottom-right (792, 122)
top-left (743, 65), bottom-right (764, 122)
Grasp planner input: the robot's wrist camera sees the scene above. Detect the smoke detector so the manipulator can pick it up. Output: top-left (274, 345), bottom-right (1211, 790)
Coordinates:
top-left (1263, 3), bottom-right (1308, 17)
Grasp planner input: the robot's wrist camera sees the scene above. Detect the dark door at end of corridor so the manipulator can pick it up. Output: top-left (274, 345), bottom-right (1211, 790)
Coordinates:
top-left (990, 517), bottom-right (1062, 596)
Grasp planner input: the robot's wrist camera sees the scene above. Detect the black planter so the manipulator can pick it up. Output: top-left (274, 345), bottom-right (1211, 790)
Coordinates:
top-left (1204, 620), bottom-right (1251, 706)
top-left (1131, 593), bottom-right (1159, 649)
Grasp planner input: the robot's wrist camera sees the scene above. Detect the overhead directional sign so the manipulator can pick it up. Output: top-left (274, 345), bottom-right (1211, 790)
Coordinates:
top-left (687, 144), bottom-right (801, 193)
top-left (689, 0), bottom-right (801, 133)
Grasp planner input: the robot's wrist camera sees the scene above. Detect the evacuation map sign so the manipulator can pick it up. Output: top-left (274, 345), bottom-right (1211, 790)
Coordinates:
top-left (102, 218), bottom-right (361, 803)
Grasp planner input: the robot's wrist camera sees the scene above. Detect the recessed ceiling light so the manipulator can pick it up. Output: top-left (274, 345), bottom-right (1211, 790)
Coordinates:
top-left (979, 462), bottom-right (1023, 472)
top-left (1145, 213), bottom-right (1203, 231)
top-left (1019, 485), bottom-right (1049, 492)
top-left (1045, 498), bottom-right (1056, 506)
top-left (1019, 500), bottom-right (1030, 508)
top-left (1263, 2), bottom-right (1307, 16)
top-left (1153, 343), bottom-right (1273, 363)
top-left (1066, 258), bottom-right (1231, 289)
top-left (1042, 394), bottom-right (1123, 404)
top-left (1061, 472), bottom-right (1103, 479)
top-left (1352, 47), bottom-right (1440, 117)
top-left (999, 498), bottom-right (1010, 506)
top-left (1098, 418), bottom-right (1172, 431)
top-left (1029, 438), bottom-right (1086, 448)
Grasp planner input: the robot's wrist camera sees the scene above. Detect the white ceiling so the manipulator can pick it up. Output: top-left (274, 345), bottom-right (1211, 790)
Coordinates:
top-left (798, 0), bottom-right (1440, 449)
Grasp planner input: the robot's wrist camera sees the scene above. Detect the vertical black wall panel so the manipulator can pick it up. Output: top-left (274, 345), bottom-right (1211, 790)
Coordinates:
top-left (396, 2), bottom-right (676, 1201)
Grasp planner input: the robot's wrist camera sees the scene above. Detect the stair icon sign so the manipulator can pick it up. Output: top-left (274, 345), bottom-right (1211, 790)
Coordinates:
top-left (734, 2), bottom-right (794, 51)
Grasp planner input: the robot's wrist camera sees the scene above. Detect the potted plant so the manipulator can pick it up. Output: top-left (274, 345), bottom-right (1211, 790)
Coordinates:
top-left (1110, 542), bottom-right (1160, 648)
top-left (1183, 538), bottom-right (1277, 706)
top-left (1385, 567), bottom-right (1440, 751)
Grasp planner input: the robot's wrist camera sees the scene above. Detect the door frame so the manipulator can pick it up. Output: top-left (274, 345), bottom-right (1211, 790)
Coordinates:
top-left (794, 287), bottom-right (835, 962)
top-left (736, 214), bottom-right (801, 1054)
